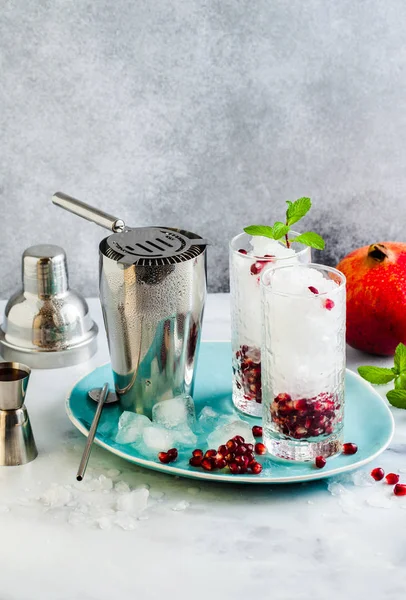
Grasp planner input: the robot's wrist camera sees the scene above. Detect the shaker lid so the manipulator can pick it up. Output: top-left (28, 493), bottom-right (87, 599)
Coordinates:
top-left (22, 244), bottom-right (68, 296)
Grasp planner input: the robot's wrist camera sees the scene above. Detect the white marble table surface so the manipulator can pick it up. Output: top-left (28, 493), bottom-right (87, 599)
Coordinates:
top-left (1, 294), bottom-right (406, 600)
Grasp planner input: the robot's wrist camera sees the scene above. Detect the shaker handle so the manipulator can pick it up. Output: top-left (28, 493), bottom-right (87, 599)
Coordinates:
top-left (52, 192), bottom-right (126, 233)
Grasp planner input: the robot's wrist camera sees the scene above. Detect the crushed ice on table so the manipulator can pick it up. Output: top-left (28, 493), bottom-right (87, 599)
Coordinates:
top-left (172, 500), bottom-right (190, 511)
top-left (116, 489), bottom-right (149, 515)
top-left (351, 471), bottom-right (374, 487)
top-left (206, 419), bottom-right (255, 449)
top-left (115, 480), bottom-right (131, 494)
top-left (41, 485), bottom-right (73, 508)
top-left (152, 395), bottom-right (196, 429)
top-left (115, 412), bottom-right (151, 445)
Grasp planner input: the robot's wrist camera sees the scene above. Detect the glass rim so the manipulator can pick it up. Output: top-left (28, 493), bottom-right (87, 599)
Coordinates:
top-left (260, 262), bottom-right (346, 298)
top-left (229, 231), bottom-right (310, 260)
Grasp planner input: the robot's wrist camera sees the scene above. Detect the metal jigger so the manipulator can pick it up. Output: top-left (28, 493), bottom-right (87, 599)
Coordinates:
top-left (0, 362), bottom-right (38, 466)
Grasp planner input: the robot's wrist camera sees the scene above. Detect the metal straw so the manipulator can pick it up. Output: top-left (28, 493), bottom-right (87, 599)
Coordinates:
top-left (76, 382), bottom-right (109, 481)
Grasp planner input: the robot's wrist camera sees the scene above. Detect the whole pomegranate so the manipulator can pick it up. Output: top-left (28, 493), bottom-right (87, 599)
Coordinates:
top-left (337, 242), bottom-right (406, 356)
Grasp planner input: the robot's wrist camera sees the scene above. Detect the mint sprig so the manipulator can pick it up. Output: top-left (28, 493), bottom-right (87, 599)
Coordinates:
top-left (243, 197), bottom-right (325, 250)
top-left (358, 343), bottom-right (406, 409)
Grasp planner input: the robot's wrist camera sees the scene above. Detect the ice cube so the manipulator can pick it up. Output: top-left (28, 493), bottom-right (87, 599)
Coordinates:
top-left (351, 471), bottom-right (374, 487)
top-left (114, 481), bottom-right (131, 494)
top-left (206, 419), bottom-right (254, 449)
top-left (142, 426), bottom-right (176, 452)
top-left (116, 488), bottom-right (149, 515)
top-left (197, 407), bottom-right (238, 433)
top-left (114, 512), bottom-right (138, 530)
top-left (152, 395), bottom-right (195, 429)
top-left (107, 468), bottom-right (121, 478)
top-left (172, 425), bottom-right (198, 448)
top-left (116, 412), bottom-right (151, 444)
top-left (41, 485), bottom-right (73, 508)
top-left (366, 494), bottom-right (392, 509)
top-left (97, 516), bottom-right (113, 530)
top-left (172, 500), bottom-right (190, 511)
top-left (249, 236), bottom-right (295, 259)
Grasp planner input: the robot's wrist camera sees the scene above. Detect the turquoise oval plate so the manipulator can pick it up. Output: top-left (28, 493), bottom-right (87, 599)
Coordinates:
top-left (66, 341), bottom-right (394, 484)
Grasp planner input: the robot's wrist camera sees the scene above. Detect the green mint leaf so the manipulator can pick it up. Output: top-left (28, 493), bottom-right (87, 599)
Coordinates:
top-left (387, 389), bottom-right (406, 409)
top-left (358, 366), bottom-right (396, 384)
top-left (286, 197), bottom-right (312, 226)
top-left (272, 222), bottom-right (290, 240)
top-left (290, 232), bottom-right (325, 250)
top-left (244, 225), bottom-right (275, 239)
top-left (394, 343), bottom-right (406, 374)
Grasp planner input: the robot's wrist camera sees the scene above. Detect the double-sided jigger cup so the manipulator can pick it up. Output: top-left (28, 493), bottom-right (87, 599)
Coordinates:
top-left (0, 362), bottom-right (38, 466)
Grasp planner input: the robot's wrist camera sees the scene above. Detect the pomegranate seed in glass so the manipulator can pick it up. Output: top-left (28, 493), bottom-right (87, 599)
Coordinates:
top-left (229, 231), bottom-right (311, 417)
top-left (260, 263), bottom-right (346, 461)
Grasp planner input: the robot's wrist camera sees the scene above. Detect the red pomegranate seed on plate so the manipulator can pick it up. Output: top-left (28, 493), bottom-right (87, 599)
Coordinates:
top-left (251, 462), bottom-right (262, 474)
top-left (315, 456), bottom-right (326, 469)
top-left (215, 458), bottom-right (227, 469)
top-left (158, 452), bottom-right (171, 464)
top-left (218, 444), bottom-right (227, 457)
top-left (386, 473), bottom-right (400, 485)
top-left (204, 449), bottom-right (217, 459)
top-left (371, 467), bottom-right (385, 481)
top-left (167, 448), bottom-right (178, 461)
top-left (233, 435), bottom-right (245, 445)
top-left (252, 426), bottom-right (263, 438)
top-left (342, 442), bottom-right (358, 455)
top-left (201, 458), bottom-right (214, 471)
top-left (394, 483), bottom-right (406, 496)
top-left (255, 442), bottom-right (267, 455)
top-left (235, 445), bottom-right (247, 456)
top-left (189, 456), bottom-right (202, 467)
top-left (192, 449), bottom-right (203, 458)
top-left (229, 462), bottom-right (241, 475)
top-left (226, 439), bottom-right (237, 451)
top-left (308, 286), bottom-right (319, 294)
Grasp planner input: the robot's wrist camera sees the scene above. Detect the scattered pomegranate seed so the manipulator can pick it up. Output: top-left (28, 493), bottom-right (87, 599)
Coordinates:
top-left (235, 444), bottom-right (248, 456)
top-left (215, 457), bottom-right (227, 469)
top-left (189, 455), bottom-right (203, 467)
top-left (238, 248), bottom-right (248, 254)
top-left (371, 467), bottom-right (385, 481)
top-left (233, 435), bottom-right (245, 445)
top-left (308, 286), bottom-right (319, 294)
top-left (246, 443), bottom-right (254, 451)
top-left (250, 462), bottom-right (262, 474)
top-left (386, 473), bottom-right (400, 485)
top-left (255, 442), bottom-right (267, 455)
top-left (158, 452), bottom-right (171, 464)
top-left (167, 448), bottom-right (178, 460)
top-left (252, 426), bottom-right (263, 437)
top-left (204, 449), bottom-right (217, 459)
top-left (201, 458), bottom-right (214, 471)
top-left (394, 483), bottom-right (406, 496)
top-left (342, 443), bottom-right (358, 455)
top-left (323, 298), bottom-right (335, 311)
top-left (192, 449), bottom-right (203, 458)
top-left (315, 456), bottom-right (326, 469)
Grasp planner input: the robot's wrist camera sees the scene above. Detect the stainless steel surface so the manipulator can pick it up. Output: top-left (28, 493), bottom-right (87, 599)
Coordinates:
top-left (0, 362), bottom-right (30, 410)
top-left (0, 244), bottom-right (98, 368)
top-left (0, 363), bottom-right (38, 466)
top-left (100, 234), bottom-right (207, 417)
top-left (52, 192), bottom-right (125, 233)
top-left (51, 191), bottom-right (208, 416)
top-left (88, 387), bottom-right (118, 405)
top-left (76, 383), bottom-right (109, 481)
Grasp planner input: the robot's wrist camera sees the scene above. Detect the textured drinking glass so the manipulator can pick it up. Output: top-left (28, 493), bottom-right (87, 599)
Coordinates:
top-left (230, 232), bottom-right (311, 417)
top-left (261, 263), bottom-right (346, 461)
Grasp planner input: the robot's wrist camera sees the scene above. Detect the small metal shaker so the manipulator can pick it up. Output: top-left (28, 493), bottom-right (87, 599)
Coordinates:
top-left (0, 362), bottom-right (38, 466)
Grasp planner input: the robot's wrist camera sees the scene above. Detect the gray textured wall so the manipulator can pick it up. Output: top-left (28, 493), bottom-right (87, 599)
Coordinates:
top-left (1, 0), bottom-right (405, 299)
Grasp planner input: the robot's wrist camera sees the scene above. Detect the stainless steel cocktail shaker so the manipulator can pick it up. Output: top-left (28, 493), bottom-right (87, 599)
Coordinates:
top-left (52, 193), bottom-right (207, 418)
